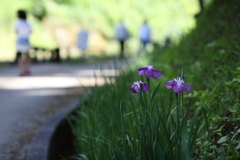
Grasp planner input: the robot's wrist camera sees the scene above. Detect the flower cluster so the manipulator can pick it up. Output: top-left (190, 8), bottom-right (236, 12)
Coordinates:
top-left (130, 64), bottom-right (161, 94)
top-left (130, 64), bottom-right (192, 94)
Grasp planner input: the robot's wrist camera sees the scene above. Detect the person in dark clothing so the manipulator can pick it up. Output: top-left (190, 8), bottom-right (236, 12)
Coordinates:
top-left (114, 21), bottom-right (129, 58)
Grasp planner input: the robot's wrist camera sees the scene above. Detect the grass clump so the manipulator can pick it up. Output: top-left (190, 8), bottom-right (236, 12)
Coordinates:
top-left (69, 63), bottom-right (207, 160)
top-left (68, 0), bottom-right (240, 159)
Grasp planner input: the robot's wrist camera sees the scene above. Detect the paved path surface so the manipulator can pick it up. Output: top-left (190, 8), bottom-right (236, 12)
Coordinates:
top-left (0, 59), bottom-right (129, 160)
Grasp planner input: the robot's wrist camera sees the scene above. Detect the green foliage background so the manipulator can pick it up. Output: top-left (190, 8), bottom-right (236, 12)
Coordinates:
top-left (148, 2), bottom-right (240, 158)
top-left (0, 0), bottom-right (200, 61)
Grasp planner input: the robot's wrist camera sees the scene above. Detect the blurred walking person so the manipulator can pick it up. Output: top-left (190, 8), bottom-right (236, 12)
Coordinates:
top-left (14, 10), bottom-right (32, 76)
top-left (139, 20), bottom-right (151, 53)
top-left (77, 28), bottom-right (88, 59)
top-left (114, 21), bottom-right (129, 58)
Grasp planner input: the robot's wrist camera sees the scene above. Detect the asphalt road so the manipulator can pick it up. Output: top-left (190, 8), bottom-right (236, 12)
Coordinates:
top-left (0, 59), bottom-right (128, 160)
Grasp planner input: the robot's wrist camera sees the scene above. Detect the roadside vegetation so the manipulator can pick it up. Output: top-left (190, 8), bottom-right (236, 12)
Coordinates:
top-left (69, 0), bottom-right (240, 159)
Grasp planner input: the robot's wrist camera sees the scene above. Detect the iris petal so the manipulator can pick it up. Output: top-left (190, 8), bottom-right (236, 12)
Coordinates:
top-left (185, 83), bottom-right (192, 93)
top-left (138, 64), bottom-right (162, 79)
top-left (165, 81), bottom-right (175, 89)
top-left (173, 83), bottom-right (185, 93)
top-left (145, 69), bottom-right (153, 78)
top-left (129, 86), bottom-right (135, 93)
top-left (140, 83), bottom-right (149, 92)
top-left (152, 69), bottom-right (161, 79)
top-left (137, 67), bottom-right (147, 76)
top-left (134, 86), bottom-right (140, 93)
top-left (130, 85), bottom-right (138, 94)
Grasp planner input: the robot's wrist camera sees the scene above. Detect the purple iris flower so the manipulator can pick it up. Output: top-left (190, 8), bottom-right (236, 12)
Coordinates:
top-left (138, 64), bottom-right (162, 79)
top-left (130, 81), bottom-right (149, 94)
top-left (165, 77), bottom-right (192, 94)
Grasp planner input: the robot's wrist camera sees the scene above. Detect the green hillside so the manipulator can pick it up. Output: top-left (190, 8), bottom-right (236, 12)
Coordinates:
top-left (150, 0), bottom-right (240, 158)
top-left (70, 0), bottom-right (240, 159)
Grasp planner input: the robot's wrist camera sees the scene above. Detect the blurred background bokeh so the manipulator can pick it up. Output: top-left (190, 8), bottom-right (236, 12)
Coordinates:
top-left (0, 0), bottom-right (211, 62)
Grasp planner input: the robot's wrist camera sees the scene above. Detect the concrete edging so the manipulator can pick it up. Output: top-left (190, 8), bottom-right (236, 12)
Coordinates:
top-left (26, 99), bottom-right (79, 160)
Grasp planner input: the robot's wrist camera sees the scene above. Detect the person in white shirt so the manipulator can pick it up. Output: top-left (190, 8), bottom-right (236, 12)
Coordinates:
top-left (139, 20), bottom-right (151, 49)
top-left (14, 10), bottom-right (32, 76)
top-left (114, 21), bottom-right (129, 58)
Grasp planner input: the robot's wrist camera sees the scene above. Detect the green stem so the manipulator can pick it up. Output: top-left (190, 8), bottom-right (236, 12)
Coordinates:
top-left (181, 92), bottom-right (184, 114)
top-left (176, 93), bottom-right (181, 159)
top-left (176, 94), bottom-right (180, 128)
top-left (147, 77), bottom-right (150, 87)
top-left (120, 102), bottom-right (124, 151)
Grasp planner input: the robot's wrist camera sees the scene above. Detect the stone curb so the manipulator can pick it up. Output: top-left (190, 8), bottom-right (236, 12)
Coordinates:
top-left (26, 99), bottom-right (79, 160)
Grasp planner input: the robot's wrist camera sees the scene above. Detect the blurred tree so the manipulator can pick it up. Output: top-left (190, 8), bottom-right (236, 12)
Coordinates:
top-left (31, 0), bottom-right (47, 21)
top-left (53, 0), bottom-right (73, 4)
top-left (194, 0), bottom-right (204, 18)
